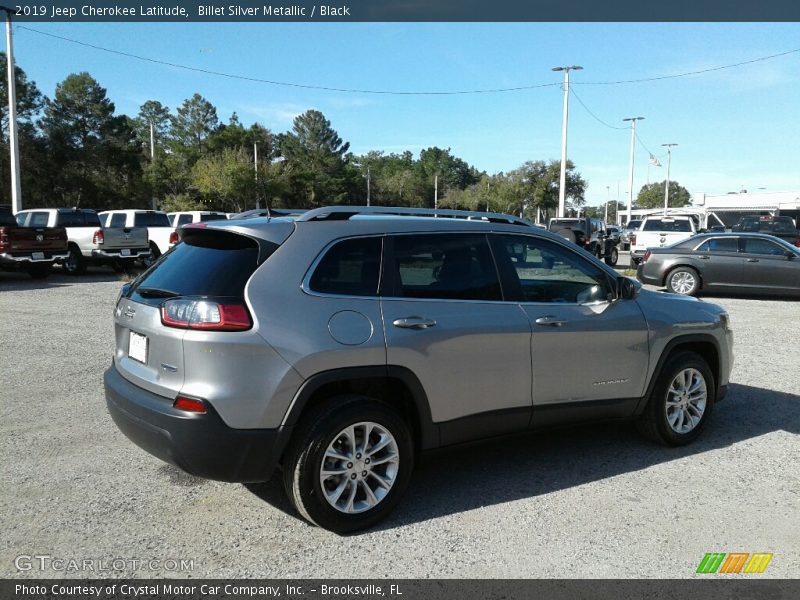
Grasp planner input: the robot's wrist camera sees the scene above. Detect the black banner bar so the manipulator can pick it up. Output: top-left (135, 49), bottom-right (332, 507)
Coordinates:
top-left (4, 580), bottom-right (800, 600)
top-left (4, 0), bottom-right (800, 22)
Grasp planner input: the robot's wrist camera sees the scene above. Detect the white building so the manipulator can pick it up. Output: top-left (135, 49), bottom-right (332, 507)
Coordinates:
top-left (694, 191), bottom-right (800, 226)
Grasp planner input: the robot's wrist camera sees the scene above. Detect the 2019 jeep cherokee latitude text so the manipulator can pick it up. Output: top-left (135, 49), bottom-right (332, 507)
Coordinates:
top-left (105, 206), bottom-right (733, 533)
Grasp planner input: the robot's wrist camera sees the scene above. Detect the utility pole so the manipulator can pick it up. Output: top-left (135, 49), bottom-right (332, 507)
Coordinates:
top-left (552, 65), bottom-right (582, 218)
top-left (4, 8), bottom-right (22, 214)
top-left (434, 173), bottom-right (438, 210)
top-left (623, 117), bottom-right (645, 225)
top-left (366, 166), bottom-right (370, 207)
top-left (604, 185), bottom-right (610, 222)
top-left (254, 142), bottom-right (259, 210)
top-left (662, 143), bottom-right (678, 215)
top-left (149, 121), bottom-right (156, 209)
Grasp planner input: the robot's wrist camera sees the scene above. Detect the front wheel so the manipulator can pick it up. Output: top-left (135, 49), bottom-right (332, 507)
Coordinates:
top-left (666, 267), bottom-right (700, 296)
top-left (605, 246), bottom-right (619, 266)
top-left (283, 396), bottom-right (414, 534)
top-left (637, 351), bottom-right (715, 446)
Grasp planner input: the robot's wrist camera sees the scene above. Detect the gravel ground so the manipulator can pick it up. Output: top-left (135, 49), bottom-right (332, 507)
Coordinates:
top-left (1, 264), bottom-right (798, 579)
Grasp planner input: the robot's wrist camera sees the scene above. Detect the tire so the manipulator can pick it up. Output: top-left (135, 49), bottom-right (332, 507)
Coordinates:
top-left (112, 260), bottom-right (135, 275)
top-left (666, 267), bottom-right (700, 296)
top-left (636, 351), bottom-right (715, 446)
top-left (283, 395), bottom-right (414, 534)
top-left (64, 246), bottom-right (86, 276)
top-left (556, 228), bottom-right (577, 244)
top-left (629, 258), bottom-right (639, 270)
top-left (605, 246), bottom-right (619, 266)
top-left (142, 243), bottom-right (160, 268)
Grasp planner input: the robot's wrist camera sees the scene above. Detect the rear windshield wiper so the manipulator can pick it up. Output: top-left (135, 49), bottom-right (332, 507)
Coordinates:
top-left (136, 287), bottom-right (180, 298)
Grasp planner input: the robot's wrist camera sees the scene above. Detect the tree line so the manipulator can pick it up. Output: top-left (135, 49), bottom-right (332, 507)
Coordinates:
top-left (1, 55), bottom-right (689, 218)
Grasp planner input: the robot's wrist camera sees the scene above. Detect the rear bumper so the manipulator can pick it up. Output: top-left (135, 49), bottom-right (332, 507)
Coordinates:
top-left (104, 364), bottom-right (290, 483)
top-left (0, 251), bottom-right (69, 264)
top-left (92, 248), bottom-right (150, 260)
top-left (636, 264), bottom-right (662, 286)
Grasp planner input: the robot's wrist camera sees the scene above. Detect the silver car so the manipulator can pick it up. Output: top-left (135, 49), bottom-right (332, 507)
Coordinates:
top-left (105, 206), bottom-right (734, 533)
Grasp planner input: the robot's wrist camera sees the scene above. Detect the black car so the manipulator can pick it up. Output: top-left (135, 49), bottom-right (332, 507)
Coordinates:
top-left (732, 215), bottom-right (800, 247)
top-left (548, 217), bottom-right (619, 266)
top-left (637, 232), bottom-right (800, 296)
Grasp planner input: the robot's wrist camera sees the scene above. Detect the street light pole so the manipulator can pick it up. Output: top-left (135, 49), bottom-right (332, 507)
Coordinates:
top-left (366, 166), bottom-right (371, 206)
top-left (604, 185), bottom-right (610, 222)
top-left (4, 8), bottom-right (22, 214)
top-left (662, 143), bottom-right (678, 215)
top-left (254, 142), bottom-right (260, 210)
top-left (552, 65), bottom-right (582, 219)
top-left (623, 117), bottom-right (644, 226)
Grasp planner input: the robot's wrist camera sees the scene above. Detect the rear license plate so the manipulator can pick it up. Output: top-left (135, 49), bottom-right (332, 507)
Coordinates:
top-left (32, 252), bottom-right (45, 260)
top-left (120, 248), bottom-right (131, 257)
top-left (128, 331), bottom-right (148, 364)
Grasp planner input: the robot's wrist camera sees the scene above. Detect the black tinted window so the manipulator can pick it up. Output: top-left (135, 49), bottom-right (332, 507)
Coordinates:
top-left (131, 231), bottom-right (268, 304)
top-left (642, 219), bottom-right (692, 232)
top-left (697, 238), bottom-right (739, 253)
top-left (134, 212), bottom-right (171, 227)
top-left (494, 235), bottom-right (612, 304)
top-left (742, 238), bottom-right (786, 256)
top-left (0, 210), bottom-right (16, 226)
top-left (200, 213), bottom-right (227, 222)
top-left (56, 210), bottom-right (100, 227)
top-left (391, 234), bottom-right (501, 301)
top-left (309, 237), bottom-right (382, 297)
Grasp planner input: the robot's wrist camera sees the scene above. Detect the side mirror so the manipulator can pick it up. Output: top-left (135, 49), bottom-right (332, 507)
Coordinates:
top-left (617, 276), bottom-right (641, 300)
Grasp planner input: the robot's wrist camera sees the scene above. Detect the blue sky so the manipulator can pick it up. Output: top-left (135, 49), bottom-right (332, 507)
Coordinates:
top-left (12, 22), bottom-right (800, 206)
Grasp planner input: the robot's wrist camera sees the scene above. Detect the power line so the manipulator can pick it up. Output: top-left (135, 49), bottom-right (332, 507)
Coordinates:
top-left (569, 87), bottom-right (627, 130)
top-left (17, 25), bottom-right (800, 96)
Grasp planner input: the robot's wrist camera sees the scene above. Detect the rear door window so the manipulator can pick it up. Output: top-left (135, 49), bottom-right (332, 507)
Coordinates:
top-left (308, 237), bottom-right (382, 297)
top-left (697, 238), bottom-right (739, 253)
top-left (389, 234), bottom-right (501, 301)
top-left (741, 238), bottom-right (787, 256)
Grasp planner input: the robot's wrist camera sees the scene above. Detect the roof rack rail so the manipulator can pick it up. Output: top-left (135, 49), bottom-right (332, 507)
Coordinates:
top-left (297, 205), bottom-right (533, 227)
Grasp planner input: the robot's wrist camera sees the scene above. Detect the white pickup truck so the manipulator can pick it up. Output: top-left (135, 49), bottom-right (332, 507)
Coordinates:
top-left (99, 210), bottom-right (176, 266)
top-left (629, 215), bottom-right (698, 268)
top-left (15, 208), bottom-right (149, 275)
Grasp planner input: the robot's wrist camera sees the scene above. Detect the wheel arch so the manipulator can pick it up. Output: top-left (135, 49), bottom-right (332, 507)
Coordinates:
top-left (281, 366), bottom-right (439, 455)
top-left (635, 334), bottom-right (721, 415)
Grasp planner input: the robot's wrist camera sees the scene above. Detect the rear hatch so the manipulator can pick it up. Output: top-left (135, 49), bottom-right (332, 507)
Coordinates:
top-left (102, 226), bottom-right (149, 250)
top-left (113, 227), bottom-right (276, 399)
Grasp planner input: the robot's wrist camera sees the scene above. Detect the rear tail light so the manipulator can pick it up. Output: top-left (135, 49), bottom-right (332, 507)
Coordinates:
top-left (93, 229), bottom-right (104, 244)
top-left (629, 234), bottom-right (637, 245)
top-left (168, 230), bottom-right (179, 245)
top-left (0, 232), bottom-right (8, 252)
top-left (161, 298), bottom-right (252, 331)
top-left (173, 396), bottom-right (207, 414)
top-left (794, 238), bottom-right (800, 248)
top-left (643, 250), bottom-right (652, 263)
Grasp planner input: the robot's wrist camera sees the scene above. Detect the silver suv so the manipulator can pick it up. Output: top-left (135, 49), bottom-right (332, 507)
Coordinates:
top-left (105, 206), bottom-right (734, 533)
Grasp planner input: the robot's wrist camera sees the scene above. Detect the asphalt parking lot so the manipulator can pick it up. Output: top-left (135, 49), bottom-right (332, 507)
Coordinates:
top-left (1, 262), bottom-right (798, 579)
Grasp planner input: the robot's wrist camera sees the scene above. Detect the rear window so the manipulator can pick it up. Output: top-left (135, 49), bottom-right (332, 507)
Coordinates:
top-left (130, 231), bottom-right (271, 304)
top-left (108, 213), bottom-right (127, 228)
top-left (642, 219), bottom-right (692, 232)
top-left (134, 212), bottom-right (171, 227)
top-left (200, 213), bottom-right (228, 222)
top-left (56, 210), bottom-right (101, 227)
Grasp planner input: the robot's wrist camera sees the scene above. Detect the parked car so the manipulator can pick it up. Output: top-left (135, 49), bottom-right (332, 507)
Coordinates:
top-left (731, 215), bottom-right (800, 247)
top-left (637, 232), bottom-right (800, 297)
top-left (547, 217), bottom-right (619, 265)
top-left (99, 210), bottom-right (176, 266)
top-left (15, 208), bottom-right (149, 275)
top-left (606, 226), bottom-right (621, 244)
top-left (629, 215), bottom-right (698, 268)
top-left (167, 211), bottom-right (228, 227)
top-left (620, 219), bottom-right (642, 250)
top-left (106, 206), bottom-right (732, 533)
top-left (0, 207), bottom-right (68, 278)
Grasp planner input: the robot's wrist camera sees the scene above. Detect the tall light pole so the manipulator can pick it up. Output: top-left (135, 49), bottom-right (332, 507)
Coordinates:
top-left (552, 65), bottom-right (582, 218)
top-left (434, 173), bottom-right (438, 210)
top-left (366, 166), bottom-right (371, 206)
top-left (254, 142), bottom-right (260, 210)
top-left (4, 8), bottom-right (22, 214)
top-left (604, 185), bottom-right (610, 222)
top-left (662, 143), bottom-right (678, 214)
top-left (623, 117), bottom-right (644, 225)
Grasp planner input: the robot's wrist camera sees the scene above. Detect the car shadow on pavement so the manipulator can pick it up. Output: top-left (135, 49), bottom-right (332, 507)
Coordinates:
top-left (246, 383), bottom-right (799, 531)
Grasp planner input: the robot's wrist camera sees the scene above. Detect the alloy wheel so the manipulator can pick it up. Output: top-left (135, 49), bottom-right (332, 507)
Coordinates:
top-left (670, 271), bottom-right (696, 294)
top-left (666, 368), bottom-right (707, 434)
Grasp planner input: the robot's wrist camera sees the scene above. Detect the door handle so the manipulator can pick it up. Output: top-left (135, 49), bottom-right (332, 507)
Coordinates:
top-left (746, 258), bottom-right (760, 263)
top-left (535, 316), bottom-right (568, 327)
top-left (697, 255), bottom-right (710, 260)
top-left (392, 317), bottom-right (437, 330)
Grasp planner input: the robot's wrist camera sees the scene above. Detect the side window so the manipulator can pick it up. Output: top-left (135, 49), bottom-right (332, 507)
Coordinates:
top-left (742, 238), bottom-right (786, 256)
top-left (494, 235), bottom-right (613, 304)
top-left (109, 213), bottom-right (127, 228)
top-left (697, 238), bottom-right (738, 253)
top-left (309, 237), bottom-right (382, 297)
top-left (176, 215), bottom-right (192, 227)
top-left (56, 211), bottom-right (86, 227)
top-left (391, 234), bottom-right (501, 301)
